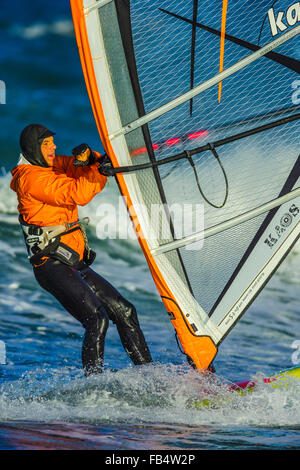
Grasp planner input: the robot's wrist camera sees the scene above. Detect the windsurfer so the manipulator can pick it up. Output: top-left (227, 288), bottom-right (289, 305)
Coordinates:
top-left (10, 124), bottom-right (153, 375)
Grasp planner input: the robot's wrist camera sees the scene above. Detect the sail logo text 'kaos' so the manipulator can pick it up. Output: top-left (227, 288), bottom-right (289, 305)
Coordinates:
top-left (268, 2), bottom-right (300, 36)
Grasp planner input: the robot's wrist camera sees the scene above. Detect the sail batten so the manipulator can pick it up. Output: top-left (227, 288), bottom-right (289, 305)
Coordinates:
top-left (152, 188), bottom-right (300, 255)
top-left (84, 0), bottom-right (113, 14)
top-left (109, 24), bottom-right (300, 140)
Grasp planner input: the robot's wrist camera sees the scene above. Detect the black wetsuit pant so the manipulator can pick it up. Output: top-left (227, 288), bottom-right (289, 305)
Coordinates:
top-left (33, 259), bottom-right (152, 375)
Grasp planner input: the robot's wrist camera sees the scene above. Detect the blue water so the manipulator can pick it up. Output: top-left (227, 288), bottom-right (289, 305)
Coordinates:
top-left (0, 0), bottom-right (300, 451)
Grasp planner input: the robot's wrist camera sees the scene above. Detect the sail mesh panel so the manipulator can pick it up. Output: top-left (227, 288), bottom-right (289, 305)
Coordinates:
top-left (128, 0), bottom-right (299, 160)
top-left (178, 212), bottom-right (267, 314)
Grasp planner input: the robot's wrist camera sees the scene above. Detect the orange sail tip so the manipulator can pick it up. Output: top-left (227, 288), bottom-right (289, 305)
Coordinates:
top-left (162, 297), bottom-right (218, 371)
top-left (178, 331), bottom-right (218, 370)
top-left (190, 336), bottom-right (218, 370)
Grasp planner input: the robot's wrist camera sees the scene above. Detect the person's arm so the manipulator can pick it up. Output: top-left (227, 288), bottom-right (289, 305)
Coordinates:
top-left (54, 146), bottom-right (104, 179)
top-left (25, 166), bottom-right (107, 207)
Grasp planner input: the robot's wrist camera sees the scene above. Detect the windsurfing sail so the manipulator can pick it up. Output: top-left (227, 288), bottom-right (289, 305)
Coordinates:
top-left (70, 0), bottom-right (300, 369)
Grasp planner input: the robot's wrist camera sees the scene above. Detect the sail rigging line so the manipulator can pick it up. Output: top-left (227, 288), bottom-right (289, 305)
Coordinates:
top-left (148, 104), bottom-right (300, 181)
top-left (218, 0), bottom-right (228, 103)
top-left (160, 105), bottom-right (300, 181)
top-left (185, 144), bottom-right (229, 209)
top-left (109, 24), bottom-right (300, 140)
top-left (151, 187), bottom-right (300, 255)
top-left (174, 331), bottom-right (186, 355)
top-left (102, 111), bottom-right (300, 176)
top-left (159, 7), bottom-right (300, 74)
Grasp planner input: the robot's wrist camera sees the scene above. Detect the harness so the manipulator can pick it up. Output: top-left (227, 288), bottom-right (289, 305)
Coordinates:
top-left (19, 216), bottom-right (95, 266)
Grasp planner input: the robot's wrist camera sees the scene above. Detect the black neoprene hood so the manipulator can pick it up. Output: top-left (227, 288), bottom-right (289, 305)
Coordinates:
top-left (20, 124), bottom-right (56, 167)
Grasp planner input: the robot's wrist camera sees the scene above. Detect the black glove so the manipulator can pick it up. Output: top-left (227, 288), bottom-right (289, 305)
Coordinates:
top-left (98, 153), bottom-right (114, 176)
top-left (72, 143), bottom-right (95, 167)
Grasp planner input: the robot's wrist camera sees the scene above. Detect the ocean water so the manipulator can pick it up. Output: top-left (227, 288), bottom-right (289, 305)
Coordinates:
top-left (0, 0), bottom-right (300, 452)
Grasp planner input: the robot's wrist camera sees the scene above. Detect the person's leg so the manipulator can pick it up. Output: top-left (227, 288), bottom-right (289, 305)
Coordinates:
top-left (80, 266), bottom-right (152, 365)
top-left (33, 259), bottom-right (109, 375)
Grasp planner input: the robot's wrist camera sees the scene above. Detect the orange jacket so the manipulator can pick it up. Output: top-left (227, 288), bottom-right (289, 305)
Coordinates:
top-left (10, 152), bottom-right (107, 263)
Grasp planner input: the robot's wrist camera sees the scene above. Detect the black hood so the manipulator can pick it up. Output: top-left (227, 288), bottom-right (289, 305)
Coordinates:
top-left (20, 124), bottom-right (56, 167)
